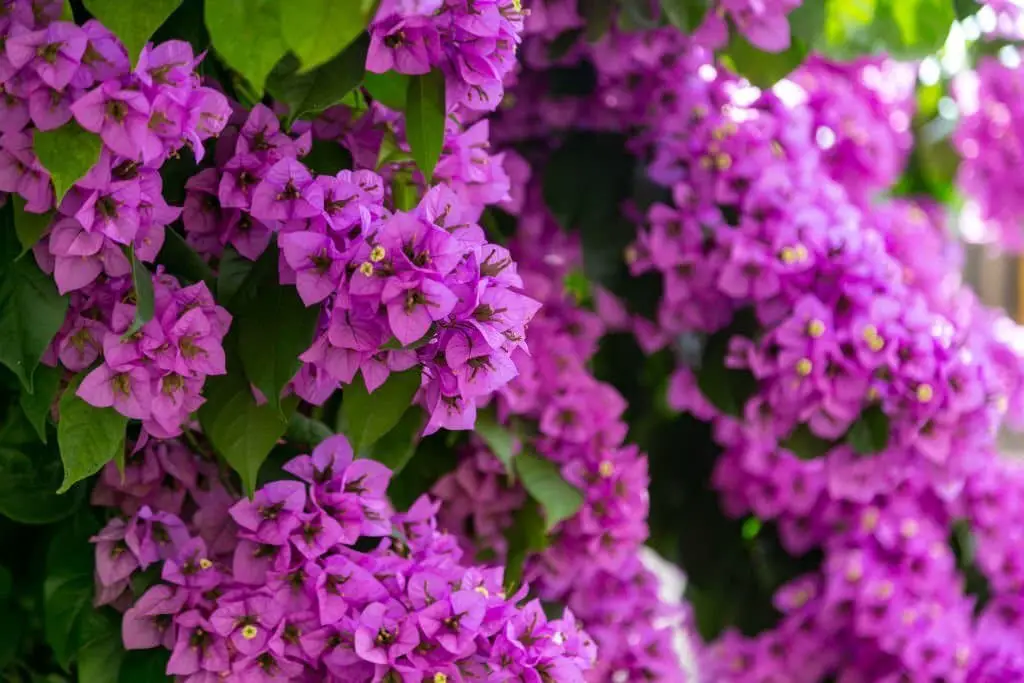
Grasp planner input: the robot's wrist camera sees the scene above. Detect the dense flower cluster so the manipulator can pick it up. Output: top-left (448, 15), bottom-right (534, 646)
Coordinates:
top-left (91, 434), bottom-right (595, 682)
top-left (180, 100), bottom-right (540, 432)
top-left (787, 56), bottom-right (916, 206)
top-left (954, 54), bottom-right (1024, 251)
top-left (0, 3), bottom-right (231, 436)
top-left (430, 174), bottom-right (686, 680)
top-left (589, 29), bottom-right (1024, 683)
top-left (490, 6), bottom-right (1024, 678)
top-left (368, 0), bottom-right (526, 111)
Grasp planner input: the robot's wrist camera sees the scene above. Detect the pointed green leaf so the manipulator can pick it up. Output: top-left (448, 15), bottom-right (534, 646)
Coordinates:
top-left (11, 195), bottom-right (52, 253)
top-left (20, 363), bottom-right (62, 443)
top-left (503, 498), bottom-right (548, 593)
top-left (339, 368), bottom-right (422, 455)
top-left (156, 228), bottom-right (215, 287)
top-left (660, 0), bottom-right (711, 32)
top-left (124, 248), bottom-right (155, 338)
top-left (216, 246), bottom-right (254, 307)
top-left (364, 407), bottom-right (422, 474)
top-left (280, 0), bottom-right (372, 72)
top-left (204, 0), bottom-right (288, 92)
top-left (405, 69), bottom-right (446, 182)
top-left (76, 608), bottom-right (125, 683)
top-left (44, 512), bottom-right (100, 669)
top-left (0, 445), bottom-right (84, 524)
top-left (265, 34), bottom-right (370, 121)
top-left (514, 449), bottom-right (584, 531)
top-left (56, 373), bottom-right (128, 493)
top-left (846, 404), bottom-right (891, 455)
top-left (234, 243), bottom-right (320, 412)
top-left (118, 649), bottom-right (171, 683)
top-left (720, 27), bottom-right (809, 88)
top-left (33, 122), bottom-right (103, 205)
top-left (198, 335), bottom-right (296, 496)
top-left (474, 410), bottom-right (516, 477)
top-left (0, 222), bottom-right (69, 391)
top-left (364, 71), bottom-right (410, 110)
top-left (83, 0), bottom-right (184, 65)
top-left (286, 412), bottom-right (333, 447)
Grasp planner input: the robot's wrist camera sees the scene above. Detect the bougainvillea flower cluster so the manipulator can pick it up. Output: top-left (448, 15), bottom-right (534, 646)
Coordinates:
top-left (91, 434), bottom-right (596, 682)
top-left (954, 54), bottom-right (1024, 251)
top-left (178, 99), bottom-right (541, 433)
top-left (429, 172), bottom-right (686, 680)
top-left (0, 5), bottom-right (231, 437)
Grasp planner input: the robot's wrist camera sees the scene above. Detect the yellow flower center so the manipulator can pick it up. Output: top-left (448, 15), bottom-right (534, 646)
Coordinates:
top-left (359, 261), bottom-right (374, 276)
top-left (434, 674), bottom-right (449, 683)
top-left (807, 319), bottom-right (825, 338)
top-left (916, 384), bottom-right (934, 403)
top-left (862, 324), bottom-right (878, 341)
top-left (900, 519), bottom-right (919, 538)
top-left (474, 585), bottom-right (489, 597)
top-left (714, 153), bottom-right (732, 171)
top-left (198, 558), bottom-right (213, 570)
top-left (861, 507), bottom-right (879, 532)
top-left (241, 625), bottom-right (259, 640)
top-left (369, 245), bottom-right (386, 262)
top-left (598, 460), bottom-right (614, 478)
top-left (868, 335), bottom-right (885, 352)
top-left (795, 358), bottom-right (812, 377)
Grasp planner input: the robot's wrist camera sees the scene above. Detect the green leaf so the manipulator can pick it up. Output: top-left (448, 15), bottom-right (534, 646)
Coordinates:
top-left (11, 195), bottom-right (52, 253)
top-left (514, 449), bottom-right (584, 531)
top-left (125, 248), bottom-right (155, 338)
top-left (32, 122), bottom-right (103, 204)
top-left (405, 69), bottom-right (447, 183)
top-left (339, 368), bottom-right (422, 455)
top-left (204, 0), bottom-right (288, 92)
top-left (846, 404), bottom-right (891, 455)
top-left (474, 410), bottom-right (517, 477)
top-left (781, 424), bottom-right (834, 460)
top-left (363, 71), bottom-right (409, 110)
top-left (695, 327), bottom-right (758, 417)
top-left (118, 649), bottom-right (170, 683)
top-left (541, 134), bottom-right (635, 289)
top-left (364, 407), bottom-right (422, 474)
top-left (279, 0), bottom-right (372, 72)
top-left (0, 602), bottom-right (23, 671)
top-left (720, 26), bottom-right (808, 88)
top-left (44, 513), bottom-right (99, 670)
top-left (302, 138), bottom-right (354, 175)
top-left (889, 0), bottom-right (955, 58)
top-left (579, 0), bottom-right (616, 41)
top-left (156, 228), bottom-right (215, 287)
top-left (954, 0), bottom-right (982, 20)
top-left (234, 243), bottom-right (320, 412)
top-left (0, 444), bottom-right (82, 523)
top-left (390, 169), bottom-right (419, 212)
top-left (61, 0), bottom-right (75, 20)
top-left (265, 34), bottom-right (370, 121)
top-left (198, 335), bottom-right (296, 496)
top-left (376, 129), bottom-right (414, 170)
top-left (44, 572), bottom-right (93, 669)
top-left (0, 222), bottom-right (69, 391)
top-left (216, 246), bottom-right (254, 307)
top-left (820, 0), bottom-right (954, 59)
top-left (83, 0), bottom-right (184, 65)
top-left (660, 0), bottom-right (711, 32)
top-left (0, 566), bottom-right (10, 599)
top-left (19, 363), bottom-right (62, 443)
top-left (503, 498), bottom-right (548, 593)
top-left (56, 373), bottom-right (128, 493)
top-left (286, 411), bottom-right (333, 447)
top-left (789, 0), bottom-right (827, 43)
top-left (77, 609), bottom-right (125, 683)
